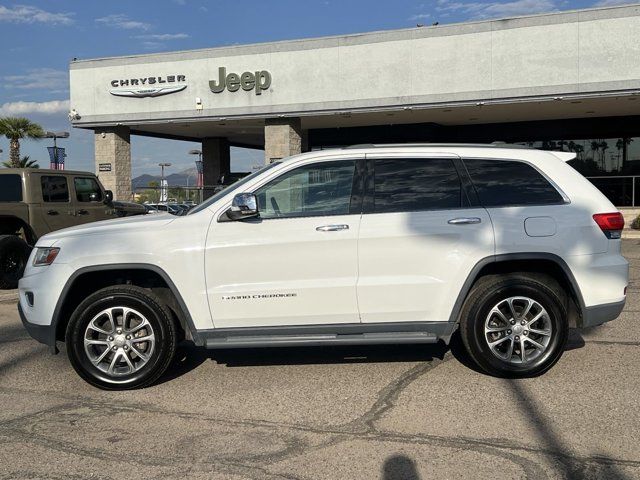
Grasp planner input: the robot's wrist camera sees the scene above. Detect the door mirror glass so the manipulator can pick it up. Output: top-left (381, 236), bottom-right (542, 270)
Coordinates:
top-left (227, 192), bottom-right (258, 220)
top-left (104, 190), bottom-right (113, 204)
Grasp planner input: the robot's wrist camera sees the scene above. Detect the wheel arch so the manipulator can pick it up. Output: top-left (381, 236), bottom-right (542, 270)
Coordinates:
top-left (53, 264), bottom-right (200, 349)
top-left (450, 253), bottom-right (585, 328)
top-left (0, 215), bottom-right (37, 245)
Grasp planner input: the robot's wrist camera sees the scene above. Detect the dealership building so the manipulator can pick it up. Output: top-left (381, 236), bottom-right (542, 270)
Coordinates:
top-left (70, 4), bottom-right (640, 205)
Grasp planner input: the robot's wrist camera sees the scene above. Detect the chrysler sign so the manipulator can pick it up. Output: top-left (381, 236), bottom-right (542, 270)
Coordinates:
top-left (109, 75), bottom-right (187, 98)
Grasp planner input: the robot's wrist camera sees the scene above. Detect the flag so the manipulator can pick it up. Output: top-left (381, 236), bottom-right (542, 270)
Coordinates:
top-left (47, 147), bottom-right (66, 170)
top-left (195, 160), bottom-right (203, 187)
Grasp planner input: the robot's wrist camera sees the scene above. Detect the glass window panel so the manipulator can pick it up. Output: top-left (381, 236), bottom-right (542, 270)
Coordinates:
top-left (41, 176), bottom-right (69, 203)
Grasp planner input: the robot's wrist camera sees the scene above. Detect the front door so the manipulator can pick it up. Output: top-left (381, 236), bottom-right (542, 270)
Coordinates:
top-left (71, 176), bottom-right (115, 223)
top-left (357, 154), bottom-right (494, 323)
top-left (206, 157), bottom-right (363, 328)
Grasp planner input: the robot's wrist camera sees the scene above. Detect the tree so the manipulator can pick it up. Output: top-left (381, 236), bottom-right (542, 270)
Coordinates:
top-left (1, 155), bottom-right (39, 169)
top-left (0, 117), bottom-right (45, 167)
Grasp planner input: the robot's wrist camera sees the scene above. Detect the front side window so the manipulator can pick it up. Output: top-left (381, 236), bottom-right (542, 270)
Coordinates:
top-left (373, 158), bottom-right (463, 213)
top-left (464, 159), bottom-right (563, 207)
top-left (255, 160), bottom-right (356, 219)
top-left (41, 176), bottom-right (69, 203)
top-left (74, 177), bottom-right (103, 202)
top-left (0, 175), bottom-right (23, 202)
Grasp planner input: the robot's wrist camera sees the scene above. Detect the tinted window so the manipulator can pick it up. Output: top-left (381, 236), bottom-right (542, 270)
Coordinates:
top-left (0, 175), bottom-right (22, 202)
top-left (373, 158), bottom-right (462, 213)
top-left (255, 160), bottom-right (355, 219)
top-left (464, 159), bottom-right (563, 207)
top-left (74, 177), bottom-right (103, 202)
top-left (41, 176), bottom-right (69, 203)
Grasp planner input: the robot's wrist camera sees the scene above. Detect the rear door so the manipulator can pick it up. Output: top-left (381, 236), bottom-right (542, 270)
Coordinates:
top-left (71, 176), bottom-right (115, 224)
top-left (37, 174), bottom-right (78, 231)
top-left (357, 153), bottom-right (494, 323)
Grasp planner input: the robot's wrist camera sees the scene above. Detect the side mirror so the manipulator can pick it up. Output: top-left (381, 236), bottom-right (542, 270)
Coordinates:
top-left (227, 192), bottom-right (258, 221)
top-left (104, 190), bottom-right (113, 204)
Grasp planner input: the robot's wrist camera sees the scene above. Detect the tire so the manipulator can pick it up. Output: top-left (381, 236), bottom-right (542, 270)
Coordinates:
top-left (459, 273), bottom-right (569, 378)
top-left (66, 285), bottom-right (177, 390)
top-left (0, 235), bottom-right (31, 290)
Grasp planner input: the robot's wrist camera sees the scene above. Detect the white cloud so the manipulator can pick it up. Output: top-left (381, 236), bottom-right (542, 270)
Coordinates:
top-left (435, 0), bottom-right (558, 18)
top-left (0, 4), bottom-right (74, 25)
top-left (134, 33), bottom-right (189, 40)
top-left (95, 14), bottom-right (151, 30)
top-left (3, 68), bottom-right (67, 91)
top-left (410, 13), bottom-right (431, 20)
top-left (0, 100), bottom-right (69, 115)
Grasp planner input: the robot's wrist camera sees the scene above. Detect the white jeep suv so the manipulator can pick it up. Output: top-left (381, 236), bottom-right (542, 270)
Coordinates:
top-left (19, 144), bottom-right (628, 389)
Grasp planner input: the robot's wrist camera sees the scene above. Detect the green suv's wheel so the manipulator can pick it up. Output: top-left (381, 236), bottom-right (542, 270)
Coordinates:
top-left (66, 285), bottom-right (177, 390)
top-left (0, 235), bottom-right (31, 290)
top-left (459, 273), bottom-right (569, 377)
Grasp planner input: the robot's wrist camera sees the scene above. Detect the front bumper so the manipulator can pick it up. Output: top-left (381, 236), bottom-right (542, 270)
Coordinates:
top-left (18, 302), bottom-right (57, 352)
top-left (581, 299), bottom-right (626, 328)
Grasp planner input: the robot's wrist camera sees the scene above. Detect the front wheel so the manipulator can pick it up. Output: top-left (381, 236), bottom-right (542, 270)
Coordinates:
top-left (0, 235), bottom-right (31, 289)
top-left (459, 273), bottom-right (568, 377)
top-left (66, 285), bottom-right (177, 390)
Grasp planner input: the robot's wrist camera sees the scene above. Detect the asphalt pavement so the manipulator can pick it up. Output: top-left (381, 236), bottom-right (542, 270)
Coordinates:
top-left (0, 242), bottom-right (639, 479)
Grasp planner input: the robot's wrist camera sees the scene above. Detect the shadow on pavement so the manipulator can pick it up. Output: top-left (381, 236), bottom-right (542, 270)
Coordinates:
top-left (382, 454), bottom-right (421, 480)
top-left (158, 340), bottom-right (450, 384)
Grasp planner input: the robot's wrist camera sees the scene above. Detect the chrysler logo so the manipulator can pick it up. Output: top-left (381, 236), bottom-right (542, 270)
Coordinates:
top-left (109, 75), bottom-right (187, 98)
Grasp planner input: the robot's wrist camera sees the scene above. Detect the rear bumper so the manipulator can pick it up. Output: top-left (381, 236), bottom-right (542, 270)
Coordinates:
top-left (18, 302), bottom-right (56, 351)
top-left (581, 299), bottom-right (626, 328)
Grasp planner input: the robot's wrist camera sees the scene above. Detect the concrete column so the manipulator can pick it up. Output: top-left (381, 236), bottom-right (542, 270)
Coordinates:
top-left (202, 137), bottom-right (230, 199)
top-left (264, 118), bottom-right (302, 164)
top-left (94, 126), bottom-right (131, 201)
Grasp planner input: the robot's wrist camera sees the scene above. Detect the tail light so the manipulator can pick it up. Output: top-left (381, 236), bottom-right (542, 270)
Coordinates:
top-left (593, 212), bottom-right (624, 239)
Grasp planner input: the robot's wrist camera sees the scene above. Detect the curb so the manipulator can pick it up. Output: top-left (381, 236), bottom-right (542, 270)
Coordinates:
top-left (622, 231), bottom-right (640, 239)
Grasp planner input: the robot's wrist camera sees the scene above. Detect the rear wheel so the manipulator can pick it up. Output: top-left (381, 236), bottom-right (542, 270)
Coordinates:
top-left (459, 273), bottom-right (568, 377)
top-left (0, 235), bottom-right (31, 289)
top-left (66, 285), bottom-right (177, 390)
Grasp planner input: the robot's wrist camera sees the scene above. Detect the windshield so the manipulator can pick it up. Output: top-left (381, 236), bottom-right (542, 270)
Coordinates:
top-left (188, 162), bottom-right (281, 215)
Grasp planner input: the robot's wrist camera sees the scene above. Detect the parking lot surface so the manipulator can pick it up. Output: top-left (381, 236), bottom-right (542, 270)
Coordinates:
top-left (1, 243), bottom-right (639, 480)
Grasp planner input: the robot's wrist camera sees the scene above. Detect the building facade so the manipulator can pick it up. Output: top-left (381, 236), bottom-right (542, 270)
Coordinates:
top-left (69, 4), bottom-right (640, 205)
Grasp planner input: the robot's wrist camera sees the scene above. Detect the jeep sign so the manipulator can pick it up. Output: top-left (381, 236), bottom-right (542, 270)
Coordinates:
top-left (209, 67), bottom-right (271, 95)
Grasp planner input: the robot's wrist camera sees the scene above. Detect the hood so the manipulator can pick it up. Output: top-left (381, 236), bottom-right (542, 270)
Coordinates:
top-left (39, 212), bottom-right (176, 244)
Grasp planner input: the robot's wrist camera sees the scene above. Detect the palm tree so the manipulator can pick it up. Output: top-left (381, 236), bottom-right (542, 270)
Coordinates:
top-left (0, 117), bottom-right (44, 168)
top-left (2, 155), bottom-right (39, 169)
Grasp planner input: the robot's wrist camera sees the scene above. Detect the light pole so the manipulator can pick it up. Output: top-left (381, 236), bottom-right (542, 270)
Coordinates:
top-left (188, 149), bottom-right (203, 203)
top-left (44, 131), bottom-right (70, 169)
top-left (158, 162), bottom-right (171, 202)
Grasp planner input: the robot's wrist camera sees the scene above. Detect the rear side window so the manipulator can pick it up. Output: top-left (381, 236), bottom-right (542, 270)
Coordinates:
top-left (41, 176), bottom-right (69, 203)
top-left (0, 175), bottom-right (22, 202)
top-left (373, 158), bottom-right (463, 213)
top-left (464, 159), bottom-right (563, 207)
top-left (74, 177), bottom-right (103, 202)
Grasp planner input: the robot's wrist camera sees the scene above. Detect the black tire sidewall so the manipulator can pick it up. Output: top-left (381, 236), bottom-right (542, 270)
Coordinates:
top-left (66, 288), bottom-right (175, 389)
top-left (463, 279), bottom-right (568, 377)
top-left (0, 236), bottom-right (30, 289)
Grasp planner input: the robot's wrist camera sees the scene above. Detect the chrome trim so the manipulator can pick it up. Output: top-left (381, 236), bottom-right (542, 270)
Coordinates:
top-left (316, 224), bottom-right (349, 232)
top-left (448, 217), bottom-right (482, 225)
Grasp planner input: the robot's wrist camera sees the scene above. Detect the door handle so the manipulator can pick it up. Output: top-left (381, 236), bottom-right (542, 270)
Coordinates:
top-left (448, 217), bottom-right (481, 225)
top-left (316, 224), bottom-right (349, 232)
top-left (47, 210), bottom-right (59, 216)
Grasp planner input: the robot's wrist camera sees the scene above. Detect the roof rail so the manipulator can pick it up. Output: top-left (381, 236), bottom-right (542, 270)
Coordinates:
top-left (342, 142), bottom-right (531, 150)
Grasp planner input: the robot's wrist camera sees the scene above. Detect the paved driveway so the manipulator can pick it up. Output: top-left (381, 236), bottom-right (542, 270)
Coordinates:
top-left (0, 242), bottom-right (639, 479)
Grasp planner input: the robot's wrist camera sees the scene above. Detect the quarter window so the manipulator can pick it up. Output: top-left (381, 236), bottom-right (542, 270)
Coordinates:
top-left (0, 175), bottom-right (22, 202)
top-left (373, 158), bottom-right (463, 213)
top-left (41, 176), bottom-right (69, 203)
top-left (74, 177), bottom-right (103, 202)
top-left (255, 160), bottom-right (356, 219)
top-left (464, 159), bottom-right (563, 207)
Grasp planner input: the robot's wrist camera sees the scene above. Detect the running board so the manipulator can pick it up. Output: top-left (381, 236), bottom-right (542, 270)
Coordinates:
top-left (203, 331), bottom-right (439, 349)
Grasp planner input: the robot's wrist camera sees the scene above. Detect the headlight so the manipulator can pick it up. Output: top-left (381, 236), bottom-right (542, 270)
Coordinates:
top-left (33, 247), bottom-right (60, 266)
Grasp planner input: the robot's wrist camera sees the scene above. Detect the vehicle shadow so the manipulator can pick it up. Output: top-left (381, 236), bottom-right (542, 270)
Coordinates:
top-left (158, 340), bottom-right (450, 385)
top-left (382, 454), bottom-right (421, 480)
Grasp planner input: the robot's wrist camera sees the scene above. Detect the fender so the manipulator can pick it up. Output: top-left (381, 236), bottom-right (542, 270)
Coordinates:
top-left (447, 252), bottom-right (586, 324)
top-left (51, 263), bottom-right (201, 349)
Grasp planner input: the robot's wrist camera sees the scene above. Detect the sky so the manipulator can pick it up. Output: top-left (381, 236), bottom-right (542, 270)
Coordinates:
top-left (0, 0), bottom-right (632, 178)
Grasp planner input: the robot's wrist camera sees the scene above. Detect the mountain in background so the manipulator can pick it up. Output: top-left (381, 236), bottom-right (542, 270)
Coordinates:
top-left (132, 167), bottom-right (198, 189)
